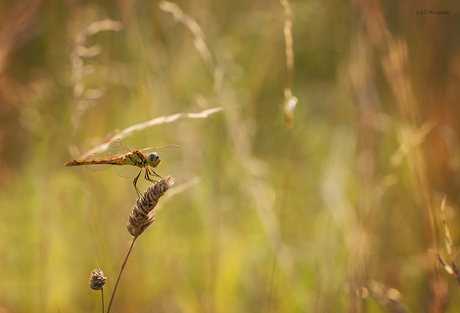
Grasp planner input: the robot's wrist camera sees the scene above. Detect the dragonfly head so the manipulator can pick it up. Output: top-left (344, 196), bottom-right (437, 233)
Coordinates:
top-left (148, 152), bottom-right (161, 167)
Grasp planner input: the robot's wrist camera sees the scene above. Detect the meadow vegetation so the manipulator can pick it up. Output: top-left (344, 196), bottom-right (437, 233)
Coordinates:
top-left (0, 0), bottom-right (459, 312)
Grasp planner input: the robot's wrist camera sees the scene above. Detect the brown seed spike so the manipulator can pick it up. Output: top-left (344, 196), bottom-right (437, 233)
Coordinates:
top-left (89, 269), bottom-right (107, 290)
top-left (127, 176), bottom-right (175, 237)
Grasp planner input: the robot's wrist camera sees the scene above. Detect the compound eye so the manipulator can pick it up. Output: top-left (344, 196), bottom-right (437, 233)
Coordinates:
top-left (149, 152), bottom-right (159, 163)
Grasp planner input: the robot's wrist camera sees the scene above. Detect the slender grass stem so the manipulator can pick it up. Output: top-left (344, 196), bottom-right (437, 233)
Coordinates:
top-left (268, 126), bottom-right (293, 312)
top-left (101, 288), bottom-right (105, 313)
top-left (106, 237), bottom-right (138, 313)
top-left (268, 0), bottom-right (295, 310)
top-left (438, 196), bottom-right (460, 290)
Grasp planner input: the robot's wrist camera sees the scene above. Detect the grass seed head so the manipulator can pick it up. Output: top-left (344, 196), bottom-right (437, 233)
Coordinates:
top-left (127, 176), bottom-right (175, 237)
top-left (89, 269), bottom-right (107, 290)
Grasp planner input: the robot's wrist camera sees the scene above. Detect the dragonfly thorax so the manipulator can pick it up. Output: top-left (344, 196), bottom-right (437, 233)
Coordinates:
top-left (148, 152), bottom-right (161, 167)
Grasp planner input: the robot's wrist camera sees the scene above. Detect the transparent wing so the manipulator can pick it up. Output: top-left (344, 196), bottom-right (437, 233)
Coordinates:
top-left (84, 152), bottom-right (113, 172)
top-left (141, 144), bottom-right (180, 158)
top-left (115, 165), bottom-right (141, 178)
top-left (83, 139), bottom-right (135, 172)
top-left (107, 139), bottom-right (135, 156)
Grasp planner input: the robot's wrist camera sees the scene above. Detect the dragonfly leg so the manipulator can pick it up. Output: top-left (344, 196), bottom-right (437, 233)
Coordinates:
top-left (133, 169), bottom-right (142, 198)
top-left (144, 167), bottom-right (159, 184)
top-left (148, 167), bottom-right (163, 179)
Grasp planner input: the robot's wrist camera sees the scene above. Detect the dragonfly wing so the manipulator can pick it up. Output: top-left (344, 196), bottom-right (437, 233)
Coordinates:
top-left (114, 164), bottom-right (141, 178)
top-left (141, 144), bottom-right (180, 159)
top-left (107, 139), bottom-right (135, 157)
top-left (84, 153), bottom-right (113, 172)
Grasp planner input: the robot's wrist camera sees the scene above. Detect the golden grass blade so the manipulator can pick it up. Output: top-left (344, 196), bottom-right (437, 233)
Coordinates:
top-left (390, 119), bottom-right (438, 167)
top-left (159, 1), bottom-right (214, 73)
top-left (77, 107), bottom-right (223, 158)
top-left (436, 253), bottom-right (454, 275)
top-left (279, 0), bottom-right (297, 129)
top-left (440, 196), bottom-right (453, 256)
top-left (280, 0), bottom-right (294, 93)
top-left (70, 18), bottom-right (124, 150)
top-left (437, 195), bottom-right (460, 289)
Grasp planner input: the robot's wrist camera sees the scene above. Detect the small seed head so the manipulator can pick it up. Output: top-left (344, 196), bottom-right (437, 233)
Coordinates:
top-left (89, 269), bottom-right (107, 290)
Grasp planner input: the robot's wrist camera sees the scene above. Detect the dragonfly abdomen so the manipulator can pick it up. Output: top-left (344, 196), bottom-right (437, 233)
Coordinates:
top-left (64, 159), bottom-right (85, 167)
top-left (64, 157), bottom-right (126, 167)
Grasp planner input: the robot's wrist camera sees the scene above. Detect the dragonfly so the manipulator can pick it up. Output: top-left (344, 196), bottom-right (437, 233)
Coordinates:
top-left (64, 139), bottom-right (179, 197)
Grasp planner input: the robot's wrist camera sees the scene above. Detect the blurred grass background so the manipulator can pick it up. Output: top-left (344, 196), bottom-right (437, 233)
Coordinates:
top-left (0, 0), bottom-right (460, 312)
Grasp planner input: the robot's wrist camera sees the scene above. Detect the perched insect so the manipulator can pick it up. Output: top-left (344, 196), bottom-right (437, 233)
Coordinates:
top-left (64, 139), bottom-right (179, 197)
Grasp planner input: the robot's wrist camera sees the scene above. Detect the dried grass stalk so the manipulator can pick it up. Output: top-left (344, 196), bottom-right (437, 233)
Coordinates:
top-left (127, 176), bottom-right (175, 238)
top-left (280, 0), bottom-right (294, 92)
top-left (78, 107), bottom-right (222, 159)
top-left (159, 1), bottom-right (214, 72)
top-left (279, 0), bottom-right (297, 129)
top-left (70, 19), bottom-right (123, 136)
top-left (437, 195), bottom-right (460, 289)
top-left (389, 119), bottom-right (438, 167)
